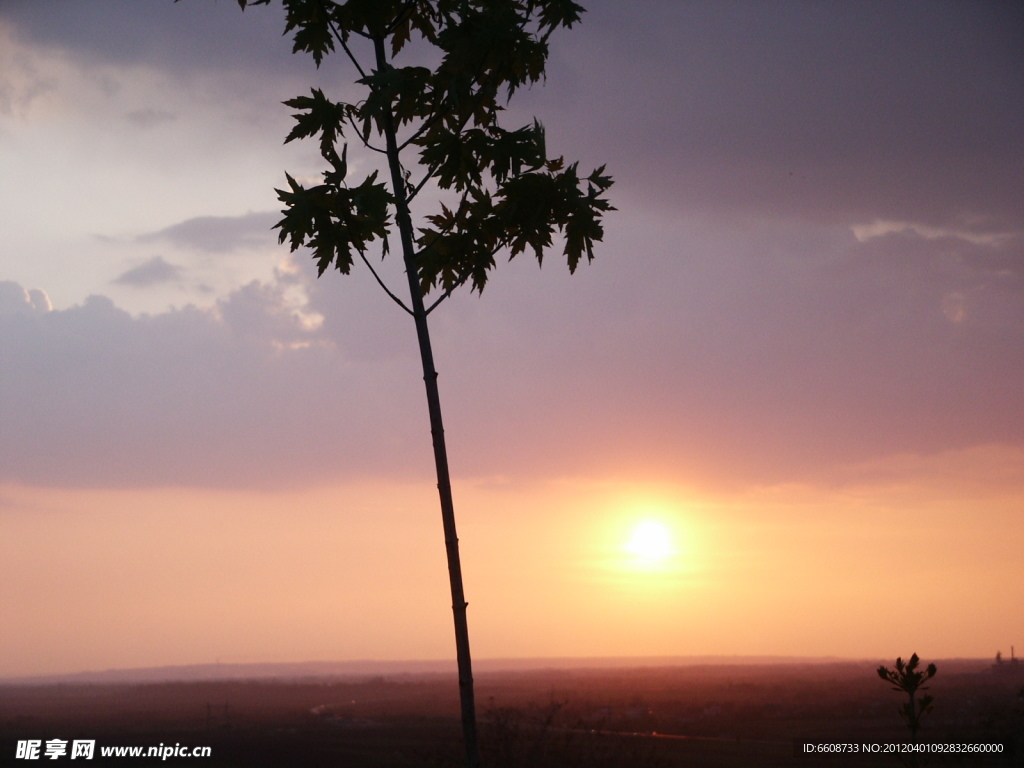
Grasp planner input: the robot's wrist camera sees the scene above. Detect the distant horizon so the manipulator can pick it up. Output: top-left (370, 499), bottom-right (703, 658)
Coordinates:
top-left (1, 653), bottom-right (1002, 687)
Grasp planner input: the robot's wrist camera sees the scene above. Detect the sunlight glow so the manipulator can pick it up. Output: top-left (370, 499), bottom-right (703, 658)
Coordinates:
top-left (625, 520), bottom-right (675, 562)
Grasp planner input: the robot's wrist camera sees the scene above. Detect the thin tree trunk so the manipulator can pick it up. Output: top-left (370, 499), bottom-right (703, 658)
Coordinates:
top-left (372, 35), bottom-right (481, 768)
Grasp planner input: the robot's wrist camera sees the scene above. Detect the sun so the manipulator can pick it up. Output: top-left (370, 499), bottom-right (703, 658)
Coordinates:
top-left (624, 520), bottom-right (675, 562)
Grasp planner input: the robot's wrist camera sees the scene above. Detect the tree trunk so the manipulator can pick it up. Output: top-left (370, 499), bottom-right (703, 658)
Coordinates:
top-left (372, 36), bottom-right (481, 768)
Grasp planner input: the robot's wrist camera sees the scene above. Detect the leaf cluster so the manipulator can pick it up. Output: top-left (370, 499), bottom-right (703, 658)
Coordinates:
top-left (232, 0), bottom-right (585, 66)
top-left (876, 653), bottom-right (938, 696)
top-left (213, 0), bottom-right (612, 302)
top-left (877, 654), bottom-right (937, 738)
top-left (417, 159), bottom-right (612, 294)
top-left (276, 170), bottom-right (392, 277)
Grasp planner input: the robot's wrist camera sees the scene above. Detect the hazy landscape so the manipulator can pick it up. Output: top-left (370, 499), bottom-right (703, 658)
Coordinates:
top-left (2, 658), bottom-right (1021, 767)
top-left (2, 3), bottom-right (1022, 767)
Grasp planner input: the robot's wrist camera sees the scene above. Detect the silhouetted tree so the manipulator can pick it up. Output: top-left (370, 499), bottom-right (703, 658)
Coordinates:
top-left (178, 2), bottom-right (612, 766)
top-left (877, 653), bottom-right (937, 742)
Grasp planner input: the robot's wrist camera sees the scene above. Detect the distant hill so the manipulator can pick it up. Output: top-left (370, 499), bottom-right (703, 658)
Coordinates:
top-left (0, 655), bottom-right (899, 685)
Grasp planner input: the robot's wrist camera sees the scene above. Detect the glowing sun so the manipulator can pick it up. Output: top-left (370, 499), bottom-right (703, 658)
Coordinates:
top-left (624, 520), bottom-right (674, 562)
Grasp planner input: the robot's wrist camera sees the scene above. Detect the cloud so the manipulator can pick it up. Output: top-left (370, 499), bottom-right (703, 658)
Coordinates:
top-left (418, 212), bottom-right (1024, 488)
top-left (5, 1), bottom-right (1020, 236)
top-left (1, 2), bottom-right (1021, 492)
top-left (526, 1), bottom-right (1024, 232)
top-left (0, 277), bottom-right (424, 489)
top-left (123, 108), bottom-right (175, 129)
top-left (0, 0), bottom-right (296, 79)
top-left (0, 281), bottom-right (52, 315)
top-left (137, 212), bottom-right (280, 253)
top-left (0, 25), bottom-right (57, 118)
top-left (0, 282), bottom-right (50, 315)
top-left (111, 256), bottom-right (183, 288)
top-left (2, 202), bottom-right (1022, 493)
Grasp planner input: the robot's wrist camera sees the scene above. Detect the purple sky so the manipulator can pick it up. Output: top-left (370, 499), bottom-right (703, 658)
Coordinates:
top-left (2, 0), bottom-right (1020, 491)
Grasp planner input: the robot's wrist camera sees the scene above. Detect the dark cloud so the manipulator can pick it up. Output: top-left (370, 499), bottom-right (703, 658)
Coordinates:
top-left (137, 212), bottom-right (280, 253)
top-left (0, 0), bottom-right (296, 77)
top-left (5, 205), bottom-right (1019, 492)
top-left (112, 256), bottom-right (183, 288)
top-left (525, 0), bottom-right (1024, 232)
top-left (425, 214), bottom-right (1024, 488)
top-left (4, 1), bottom-right (1020, 232)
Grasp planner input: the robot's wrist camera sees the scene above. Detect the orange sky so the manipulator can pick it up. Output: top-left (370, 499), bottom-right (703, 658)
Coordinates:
top-left (3, 443), bottom-right (1021, 677)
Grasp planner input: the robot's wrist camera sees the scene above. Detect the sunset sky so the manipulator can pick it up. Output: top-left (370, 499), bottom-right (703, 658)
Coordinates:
top-left (1, 0), bottom-right (1022, 679)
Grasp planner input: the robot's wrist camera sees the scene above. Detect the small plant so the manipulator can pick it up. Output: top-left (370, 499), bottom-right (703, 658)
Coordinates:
top-left (877, 653), bottom-right (937, 744)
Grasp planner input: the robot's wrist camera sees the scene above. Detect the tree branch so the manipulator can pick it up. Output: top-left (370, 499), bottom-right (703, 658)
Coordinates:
top-left (346, 114), bottom-right (388, 154)
top-left (385, 0), bottom-right (419, 37)
top-left (359, 250), bottom-right (414, 315)
top-left (317, 0), bottom-right (369, 79)
top-left (425, 234), bottom-right (513, 314)
top-left (337, 31), bottom-right (369, 76)
top-left (414, 190), bottom-right (471, 259)
top-left (397, 108), bottom-right (444, 153)
top-left (406, 163), bottom-right (439, 203)
top-left (405, 74), bottom-right (503, 203)
top-left (425, 271), bottom-right (471, 314)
